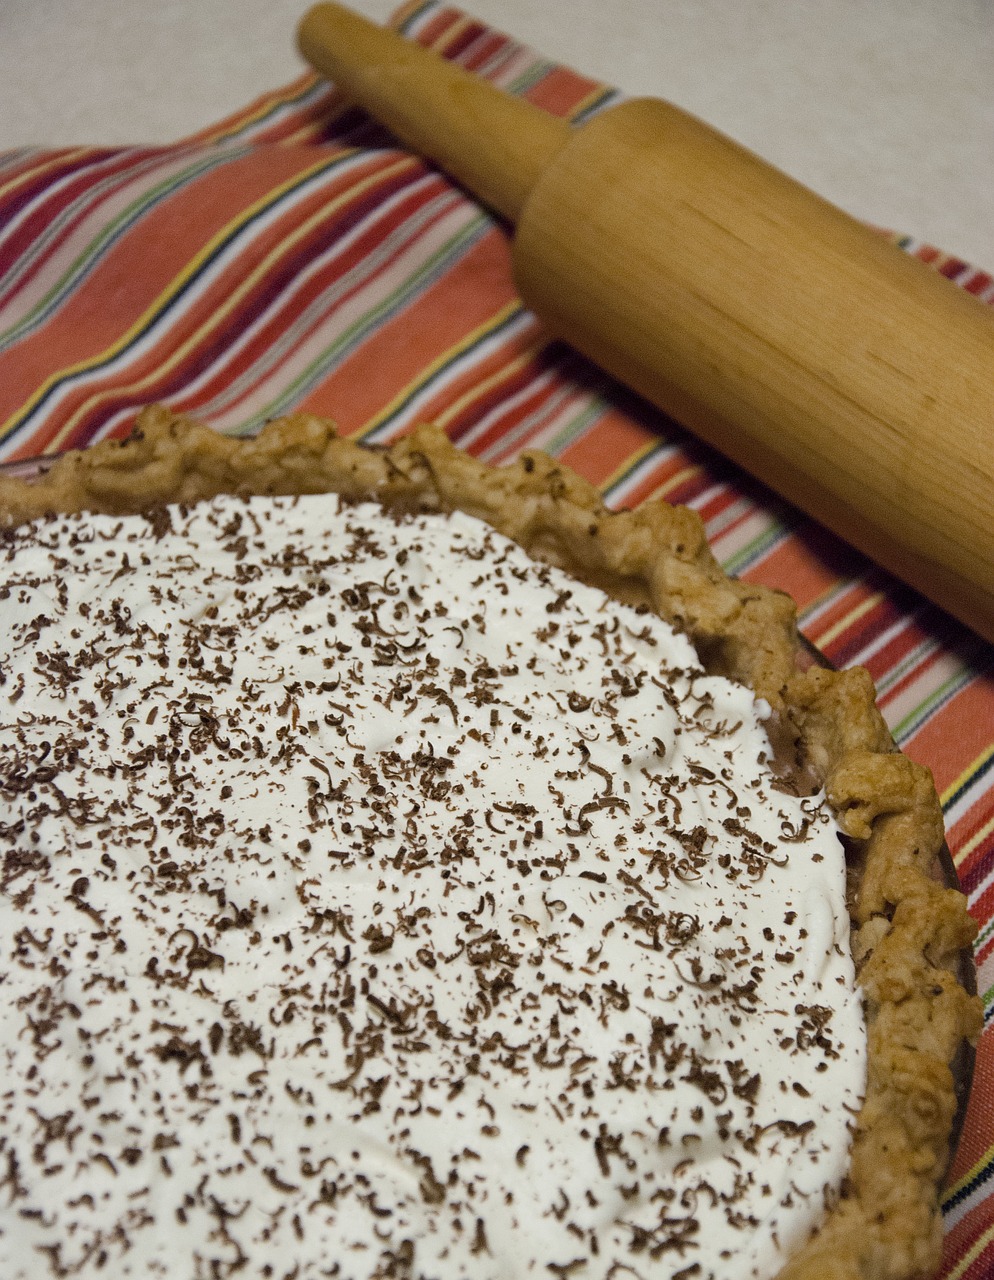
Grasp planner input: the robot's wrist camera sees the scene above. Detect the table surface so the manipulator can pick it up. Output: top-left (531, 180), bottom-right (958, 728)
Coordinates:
top-left (2, 0), bottom-right (992, 274)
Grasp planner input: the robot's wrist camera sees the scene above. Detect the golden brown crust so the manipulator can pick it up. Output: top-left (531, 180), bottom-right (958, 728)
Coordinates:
top-left (0, 406), bottom-right (981, 1280)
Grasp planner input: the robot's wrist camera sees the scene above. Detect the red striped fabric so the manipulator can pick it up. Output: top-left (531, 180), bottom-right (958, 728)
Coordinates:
top-left (0, 3), bottom-right (991, 1273)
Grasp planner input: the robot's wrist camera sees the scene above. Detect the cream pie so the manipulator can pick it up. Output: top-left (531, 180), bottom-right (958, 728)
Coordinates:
top-left (0, 408), bottom-right (980, 1280)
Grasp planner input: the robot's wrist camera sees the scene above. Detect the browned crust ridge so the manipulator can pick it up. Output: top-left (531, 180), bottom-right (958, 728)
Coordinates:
top-left (0, 406), bottom-right (981, 1280)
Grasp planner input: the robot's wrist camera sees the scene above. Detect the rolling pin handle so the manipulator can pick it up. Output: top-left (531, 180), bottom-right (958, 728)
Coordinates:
top-left (297, 2), bottom-right (569, 221)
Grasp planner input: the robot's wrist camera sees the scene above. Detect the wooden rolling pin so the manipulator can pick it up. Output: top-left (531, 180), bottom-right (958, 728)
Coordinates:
top-left (298, 2), bottom-right (994, 644)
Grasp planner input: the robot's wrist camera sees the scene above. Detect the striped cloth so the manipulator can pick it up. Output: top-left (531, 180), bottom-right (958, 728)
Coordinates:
top-left (1, 3), bottom-right (992, 1274)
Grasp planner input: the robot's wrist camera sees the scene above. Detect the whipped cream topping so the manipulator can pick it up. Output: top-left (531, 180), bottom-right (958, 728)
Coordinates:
top-left (0, 494), bottom-right (865, 1279)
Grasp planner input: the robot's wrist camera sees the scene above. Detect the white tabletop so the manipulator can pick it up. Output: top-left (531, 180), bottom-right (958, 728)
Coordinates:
top-left (2, 0), bottom-right (992, 274)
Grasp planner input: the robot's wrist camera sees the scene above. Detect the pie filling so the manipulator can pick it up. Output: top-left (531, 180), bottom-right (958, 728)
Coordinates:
top-left (1, 493), bottom-right (865, 1278)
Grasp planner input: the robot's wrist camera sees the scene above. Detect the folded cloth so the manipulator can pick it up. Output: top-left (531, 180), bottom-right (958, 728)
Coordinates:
top-left (0, 2), bottom-right (992, 1272)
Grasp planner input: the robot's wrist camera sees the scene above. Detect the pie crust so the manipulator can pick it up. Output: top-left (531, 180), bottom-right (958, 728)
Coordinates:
top-left (0, 406), bottom-right (981, 1280)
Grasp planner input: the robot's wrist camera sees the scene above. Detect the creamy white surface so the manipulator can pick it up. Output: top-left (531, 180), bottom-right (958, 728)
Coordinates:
top-left (0, 495), bottom-right (865, 1279)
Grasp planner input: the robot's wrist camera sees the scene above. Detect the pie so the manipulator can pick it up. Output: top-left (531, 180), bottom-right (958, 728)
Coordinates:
top-left (0, 406), bottom-right (980, 1280)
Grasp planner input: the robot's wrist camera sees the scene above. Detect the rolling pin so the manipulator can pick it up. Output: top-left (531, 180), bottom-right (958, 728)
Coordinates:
top-left (298, 2), bottom-right (994, 645)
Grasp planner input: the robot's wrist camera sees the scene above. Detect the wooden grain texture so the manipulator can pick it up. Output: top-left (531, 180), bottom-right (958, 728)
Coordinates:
top-left (514, 97), bottom-right (994, 641)
top-left (298, 3), bottom-right (994, 643)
